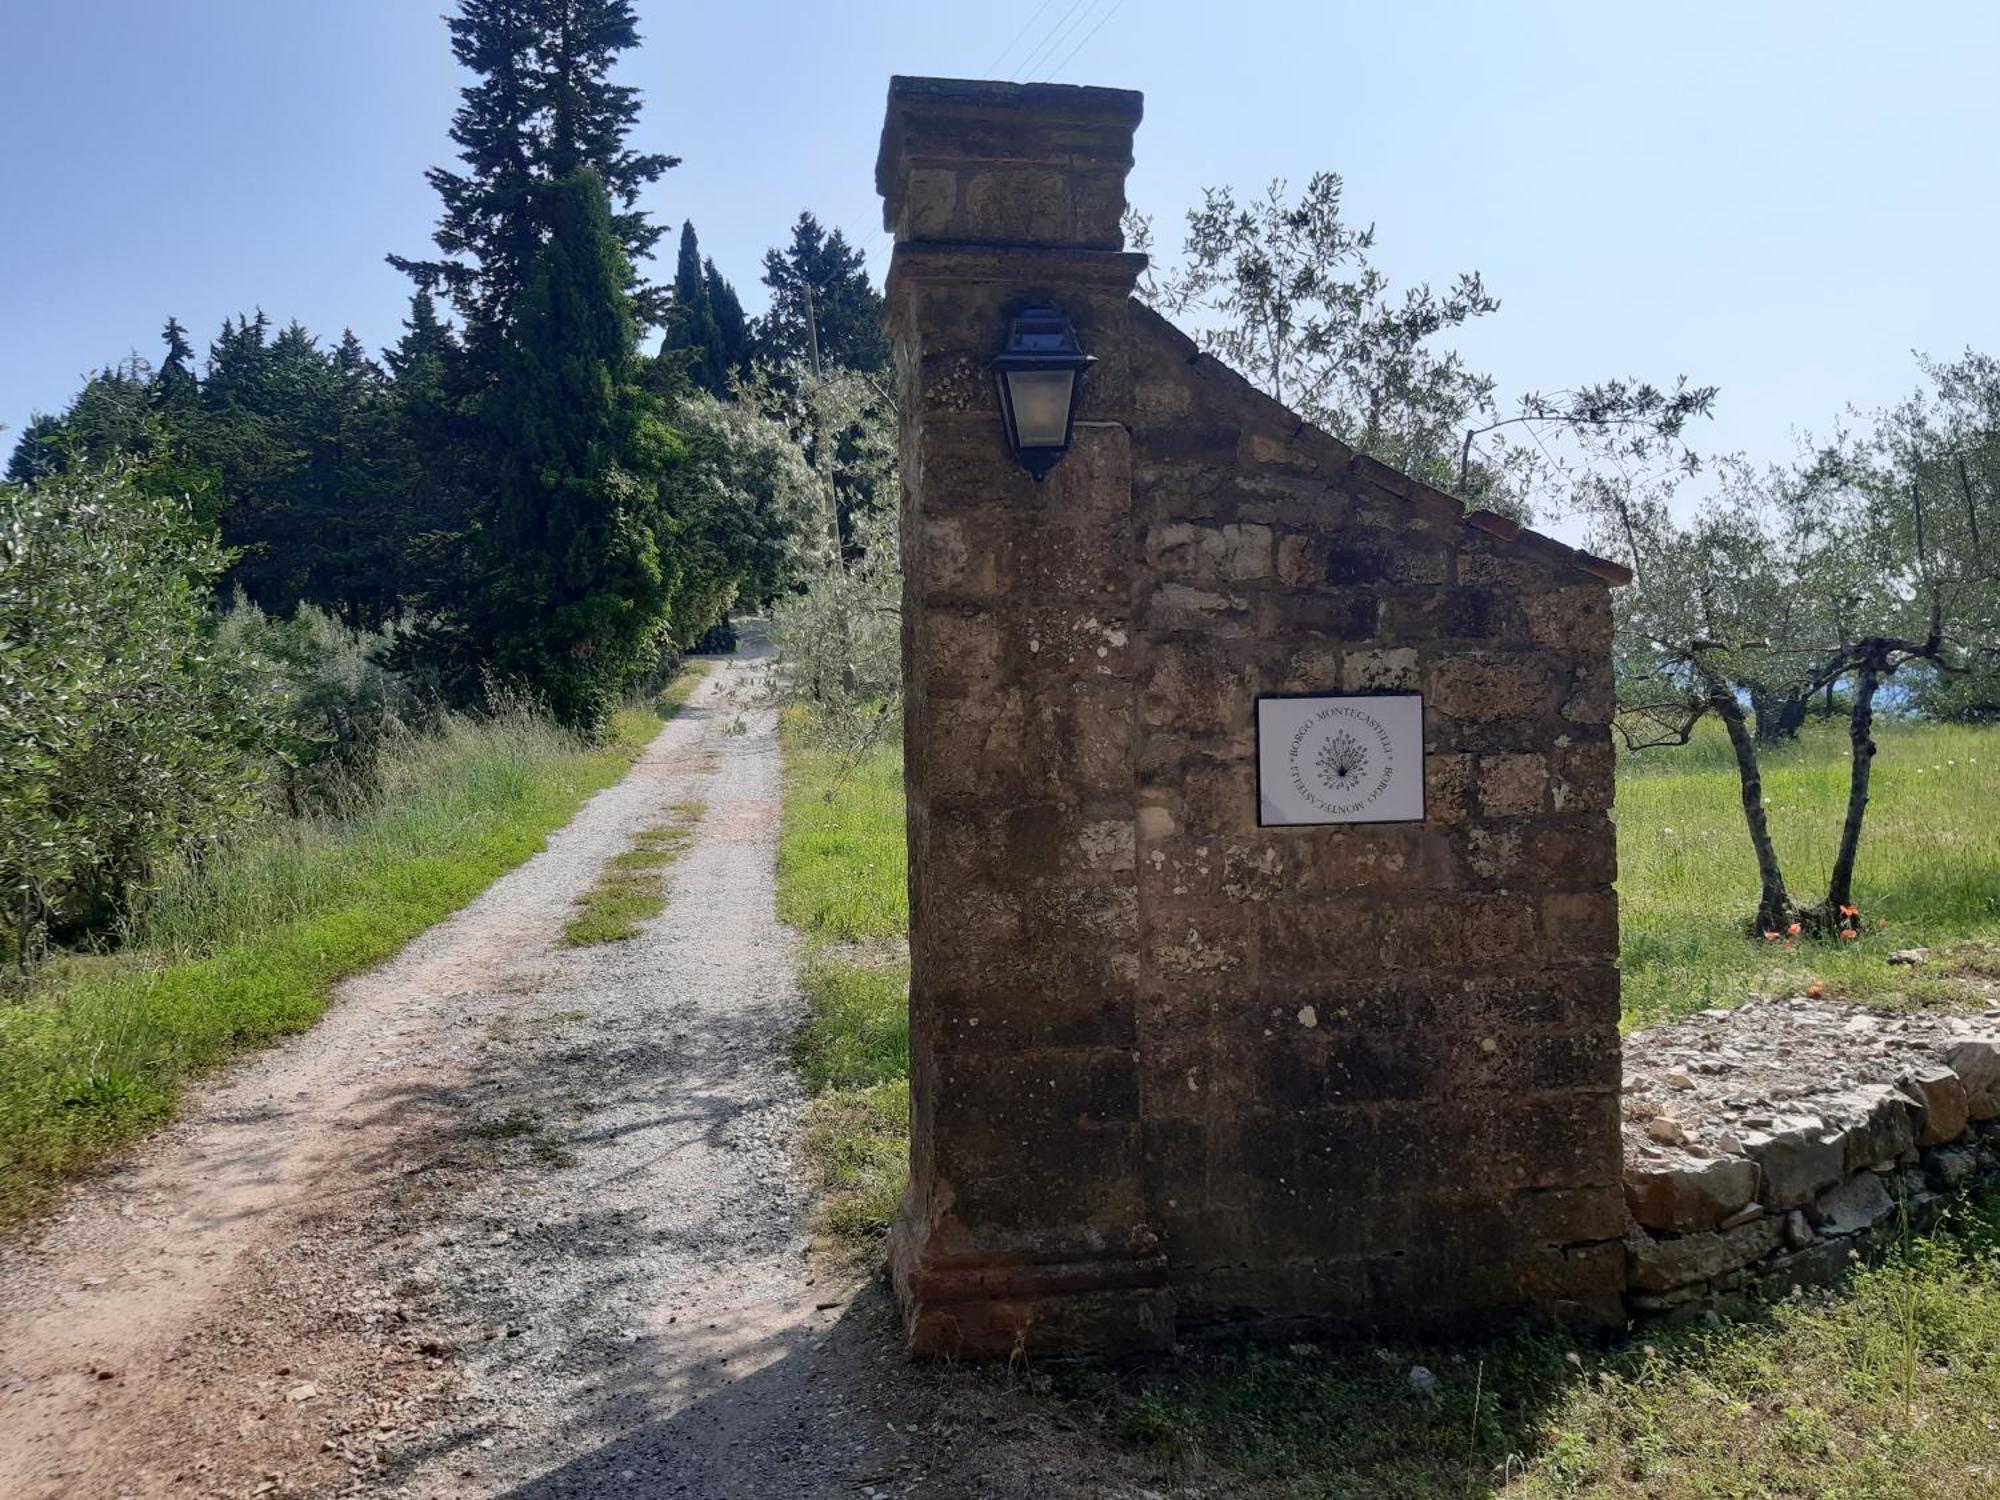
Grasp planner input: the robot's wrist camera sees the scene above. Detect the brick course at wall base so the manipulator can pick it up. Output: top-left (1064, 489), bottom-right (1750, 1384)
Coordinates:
top-left (879, 76), bottom-right (1632, 1358)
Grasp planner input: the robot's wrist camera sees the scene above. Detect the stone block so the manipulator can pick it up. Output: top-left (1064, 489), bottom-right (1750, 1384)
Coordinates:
top-left (1626, 1225), bottom-right (1729, 1294)
top-left (1378, 896), bottom-right (1542, 972)
top-left (1946, 1037), bottom-right (2000, 1120)
top-left (1825, 1086), bottom-right (1917, 1171)
top-left (1551, 741), bottom-right (1615, 812)
top-left (1898, 1065), bottom-right (1970, 1146)
top-left (1813, 1171), bottom-right (1896, 1235)
top-left (1523, 587), bottom-right (1615, 653)
top-left (1341, 646), bottom-right (1421, 692)
top-left (1424, 754), bottom-right (1475, 824)
top-left (1625, 1155), bottom-right (1761, 1233)
top-left (1744, 1116), bottom-right (1846, 1209)
top-left (1927, 1147), bottom-right (1977, 1191)
top-left (1542, 890), bottom-right (1619, 961)
top-left (1428, 654), bottom-right (1560, 721)
top-left (1479, 753), bottom-right (1549, 816)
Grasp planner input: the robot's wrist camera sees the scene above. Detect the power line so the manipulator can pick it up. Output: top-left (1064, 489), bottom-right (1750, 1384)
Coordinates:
top-left (1025, 0), bottom-right (1105, 78)
top-left (1042, 0), bottom-right (1125, 80)
top-left (988, 0), bottom-right (1057, 75)
top-left (1014, 0), bottom-right (1094, 80)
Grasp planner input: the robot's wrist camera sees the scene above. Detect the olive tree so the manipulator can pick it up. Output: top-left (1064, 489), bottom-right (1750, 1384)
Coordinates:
top-left (1, 469), bottom-right (273, 959)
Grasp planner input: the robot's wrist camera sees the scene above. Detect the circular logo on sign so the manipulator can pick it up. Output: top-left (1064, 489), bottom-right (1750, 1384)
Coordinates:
top-left (1287, 704), bottom-right (1399, 816)
top-left (1315, 730), bottom-right (1368, 793)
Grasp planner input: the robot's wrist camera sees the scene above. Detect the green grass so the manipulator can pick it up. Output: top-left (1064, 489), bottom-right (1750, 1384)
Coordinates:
top-left (776, 712), bottom-right (911, 1255)
top-left (1060, 1197), bottom-right (2000, 1498)
top-left (1618, 718), bottom-right (2000, 1025)
top-left (559, 801), bottom-right (704, 946)
top-left (653, 656), bottom-right (713, 720)
top-left (0, 703), bottom-right (667, 1231)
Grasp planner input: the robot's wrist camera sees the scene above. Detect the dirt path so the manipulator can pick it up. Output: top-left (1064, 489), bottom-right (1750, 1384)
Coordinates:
top-left (0, 641), bottom-right (1172, 1500)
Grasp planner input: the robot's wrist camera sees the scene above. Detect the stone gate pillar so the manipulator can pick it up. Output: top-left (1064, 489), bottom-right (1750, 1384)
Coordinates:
top-left (877, 78), bottom-right (1173, 1356)
top-left (879, 76), bottom-right (1627, 1359)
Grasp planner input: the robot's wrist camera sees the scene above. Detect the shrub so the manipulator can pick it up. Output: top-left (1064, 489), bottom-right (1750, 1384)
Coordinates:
top-left (0, 470), bottom-right (274, 956)
top-left (212, 594), bottom-right (428, 810)
top-left (770, 500), bottom-right (902, 754)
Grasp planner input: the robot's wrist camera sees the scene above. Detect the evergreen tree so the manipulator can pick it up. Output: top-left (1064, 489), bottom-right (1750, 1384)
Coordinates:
top-left (383, 291), bottom-right (457, 383)
top-left (6, 413), bottom-right (67, 484)
top-left (756, 212), bottom-right (889, 373)
top-left (389, 0), bottom-right (678, 338)
top-left (704, 257), bottom-right (749, 382)
top-left (475, 167), bottom-right (677, 731)
top-left (382, 292), bottom-right (474, 625)
top-left (155, 317), bottom-right (198, 413)
top-left (658, 220), bottom-right (724, 392)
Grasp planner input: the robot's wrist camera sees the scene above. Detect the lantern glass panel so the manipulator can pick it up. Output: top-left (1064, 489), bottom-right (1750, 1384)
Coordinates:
top-left (1002, 368), bottom-right (1075, 450)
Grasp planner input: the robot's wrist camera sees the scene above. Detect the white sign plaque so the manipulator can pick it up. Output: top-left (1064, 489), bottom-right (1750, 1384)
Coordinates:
top-left (1256, 694), bottom-right (1425, 826)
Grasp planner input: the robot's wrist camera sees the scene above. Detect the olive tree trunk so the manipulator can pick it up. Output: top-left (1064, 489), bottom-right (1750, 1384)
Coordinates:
top-left (1825, 662), bottom-right (1882, 918)
top-left (1707, 680), bottom-right (1793, 931)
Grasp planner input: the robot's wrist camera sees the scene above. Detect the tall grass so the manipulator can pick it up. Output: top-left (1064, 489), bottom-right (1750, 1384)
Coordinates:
top-left (0, 703), bottom-right (663, 1229)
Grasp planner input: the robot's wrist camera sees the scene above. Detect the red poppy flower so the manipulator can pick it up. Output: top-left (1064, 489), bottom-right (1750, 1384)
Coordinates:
top-left (1840, 929), bottom-right (1857, 940)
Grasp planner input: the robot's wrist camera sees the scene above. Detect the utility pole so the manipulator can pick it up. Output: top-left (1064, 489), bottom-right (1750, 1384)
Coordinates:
top-left (805, 282), bottom-right (823, 378)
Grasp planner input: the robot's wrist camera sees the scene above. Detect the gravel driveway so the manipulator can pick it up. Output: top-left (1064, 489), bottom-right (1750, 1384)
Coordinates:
top-left (0, 640), bottom-right (1174, 1500)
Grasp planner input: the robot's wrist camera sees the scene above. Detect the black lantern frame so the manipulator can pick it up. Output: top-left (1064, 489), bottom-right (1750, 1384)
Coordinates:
top-left (990, 303), bottom-right (1095, 479)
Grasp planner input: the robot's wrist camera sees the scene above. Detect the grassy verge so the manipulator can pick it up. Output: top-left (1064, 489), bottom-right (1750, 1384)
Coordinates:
top-left (1618, 719), bottom-right (2000, 1025)
top-left (1061, 1196), bottom-right (2000, 1497)
top-left (653, 656), bottom-right (712, 720)
top-left (560, 800), bottom-right (704, 946)
top-left (0, 700), bottom-right (675, 1231)
top-left (775, 712), bottom-right (910, 1255)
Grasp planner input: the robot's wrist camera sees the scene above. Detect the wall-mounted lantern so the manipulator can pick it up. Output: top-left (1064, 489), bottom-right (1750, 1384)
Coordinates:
top-left (991, 303), bottom-right (1095, 479)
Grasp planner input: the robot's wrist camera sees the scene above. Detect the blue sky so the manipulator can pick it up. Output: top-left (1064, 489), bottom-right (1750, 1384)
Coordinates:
top-left (4, 1), bottom-right (1997, 490)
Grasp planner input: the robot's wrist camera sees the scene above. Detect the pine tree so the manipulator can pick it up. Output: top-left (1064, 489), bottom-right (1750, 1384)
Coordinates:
top-left (475, 167), bottom-right (676, 731)
top-left (756, 212), bottom-right (889, 373)
top-left (389, 0), bottom-right (678, 338)
top-left (382, 291), bottom-right (472, 625)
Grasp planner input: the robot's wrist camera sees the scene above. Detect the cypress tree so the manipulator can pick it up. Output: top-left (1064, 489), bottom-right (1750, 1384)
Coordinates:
top-left (704, 257), bottom-right (750, 385)
top-left (659, 220), bottom-right (724, 393)
top-left (476, 167), bottom-right (676, 732)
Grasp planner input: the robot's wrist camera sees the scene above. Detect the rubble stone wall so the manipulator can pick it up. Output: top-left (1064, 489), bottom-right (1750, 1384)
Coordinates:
top-left (1620, 1003), bottom-right (2000, 1322)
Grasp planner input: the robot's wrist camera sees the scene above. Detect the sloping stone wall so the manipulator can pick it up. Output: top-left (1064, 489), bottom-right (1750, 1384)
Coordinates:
top-left (1620, 998), bottom-right (2000, 1321)
top-left (1120, 308), bottom-right (1629, 1335)
top-left (880, 75), bottom-right (1633, 1355)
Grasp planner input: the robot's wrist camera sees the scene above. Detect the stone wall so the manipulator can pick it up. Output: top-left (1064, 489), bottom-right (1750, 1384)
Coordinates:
top-left (1620, 998), bottom-right (2000, 1321)
top-left (1120, 307), bottom-right (1630, 1336)
top-left (880, 76), bottom-right (1634, 1356)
